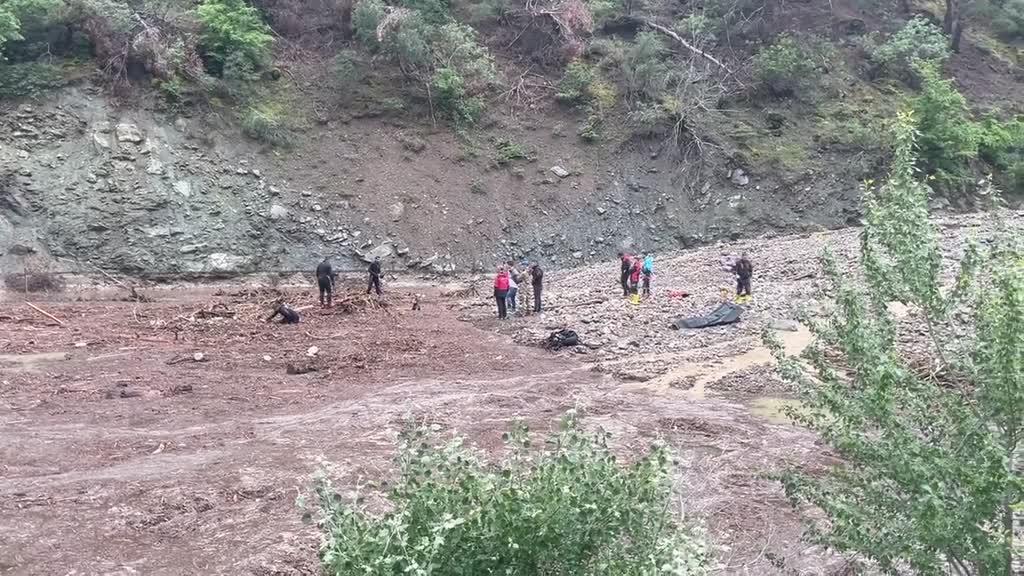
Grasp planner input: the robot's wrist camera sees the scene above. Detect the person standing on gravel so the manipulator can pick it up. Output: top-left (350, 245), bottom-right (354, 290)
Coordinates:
top-left (518, 260), bottom-right (531, 312)
top-left (629, 257), bottom-right (642, 303)
top-left (494, 265), bottom-right (510, 319)
top-left (641, 253), bottom-right (654, 297)
top-left (619, 252), bottom-right (632, 297)
top-left (367, 256), bottom-right (383, 296)
top-left (530, 262), bottom-right (544, 313)
top-left (506, 265), bottom-right (519, 314)
top-left (734, 252), bottom-right (754, 303)
top-left (316, 258), bottom-right (334, 308)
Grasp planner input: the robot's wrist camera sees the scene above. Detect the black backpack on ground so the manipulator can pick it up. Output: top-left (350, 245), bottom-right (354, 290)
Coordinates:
top-left (545, 329), bottom-right (579, 349)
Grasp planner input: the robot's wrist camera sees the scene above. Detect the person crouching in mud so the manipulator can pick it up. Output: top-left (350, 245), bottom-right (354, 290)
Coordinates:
top-left (267, 302), bottom-right (300, 324)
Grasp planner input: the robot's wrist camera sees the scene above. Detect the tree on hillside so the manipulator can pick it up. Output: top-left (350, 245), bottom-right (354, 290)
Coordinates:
top-left (770, 111), bottom-right (1023, 575)
top-left (944, 0), bottom-right (965, 52)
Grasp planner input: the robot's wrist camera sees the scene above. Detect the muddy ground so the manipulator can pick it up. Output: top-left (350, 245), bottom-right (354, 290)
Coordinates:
top-left (0, 279), bottom-right (844, 576)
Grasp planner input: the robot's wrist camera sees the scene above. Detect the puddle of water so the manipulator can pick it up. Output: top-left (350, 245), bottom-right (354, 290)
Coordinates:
top-left (622, 325), bottom-right (813, 400)
top-left (748, 397), bottom-right (807, 424)
top-left (0, 352), bottom-right (71, 370)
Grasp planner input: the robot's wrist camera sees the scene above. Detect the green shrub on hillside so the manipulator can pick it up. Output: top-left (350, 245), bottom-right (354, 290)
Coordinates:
top-left (867, 17), bottom-right (949, 83)
top-left (753, 34), bottom-right (815, 97)
top-left (353, 0), bottom-right (385, 46)
top-left (556, 59), bottom-right (595, 104)
top-left (240, 102), bottom-right (294, 146)
top-left (908, 61), bottom-right (1024, 193)
top-left (197, 0), bottom-right (274, 72)
top-left (351, 4), bottom-right (493, 130)
top-left (911, 62), bottom-right (980, 185)
top-left (430, 67), bottom-right (484, 128)
top-left (0, 8), bottom-right (20, 56)
top-left (970, 0), bottom-right (1024, 40)
top-left (0, 0), bottom-right (64, 60)
top-left (557, 60), bottom-right (615, 141)
top-left (306, 412), bottom-right (711, 575)
top-left (0, 61), bottom-right (61, 98)
top-left (622, 31), bottom-right (669, 102)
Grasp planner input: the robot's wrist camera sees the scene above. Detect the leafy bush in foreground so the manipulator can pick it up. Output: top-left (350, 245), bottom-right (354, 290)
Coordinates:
top-left (770, 112), bottom-right (1023, 575)
top-left (305, 412), bottom-right (710, 575)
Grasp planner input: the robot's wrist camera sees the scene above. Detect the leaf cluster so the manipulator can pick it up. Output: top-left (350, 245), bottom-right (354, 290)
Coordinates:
top-left (306, 412), bottom-right (710, 575)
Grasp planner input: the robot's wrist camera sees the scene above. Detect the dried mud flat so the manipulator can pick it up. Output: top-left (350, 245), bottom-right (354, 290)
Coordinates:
top-left (0, 270), bottom-right (864, 575)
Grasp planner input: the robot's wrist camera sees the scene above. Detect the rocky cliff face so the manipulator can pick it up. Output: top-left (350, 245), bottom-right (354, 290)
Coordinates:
top-left (0, 84), bottom-right (864, 279)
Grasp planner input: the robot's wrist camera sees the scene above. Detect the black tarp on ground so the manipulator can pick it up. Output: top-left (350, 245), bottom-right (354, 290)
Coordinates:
top-left (671, 302), bottom-right (743, 330)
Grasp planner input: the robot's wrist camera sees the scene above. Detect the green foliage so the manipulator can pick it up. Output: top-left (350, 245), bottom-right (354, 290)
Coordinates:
top-left (911, 61), bottom-right (981, 185)
top-left (556, 59), bottom-right (595, 105)
top-left (970, 0), bottom-right (1024, 40)
top-left (0, 8), bottom-right (21, 57)
top-left (752, 34), bottom-right (815, 97)
top-left (0, 61), bottom-right (60, 98)
top-left (332, 49), bottom-right (362, 86)
top-left (402, 0), bottom-right (451, 24)
top-left (556, 59), bottom-right (615, 141)
top-left (469, 178), bottom-right (486, 194)
top-left (770, 112), bottom-right (1023, 575)
top-left (196, 0), bottom-right (274, 71)
top-left (587, 0), bottom-right (622, 27)
top-left (908, 62), bottom-right (1024, 192)
top-left (622, 31), bottom-right (669, 101)
top-left (0, 0), bottom-right (63, 60)
top-left (240, 101), bottom-right (294, 146)
top-left (867, 17), bottom-right (949, 83)
top-left (353, 0), bottom-right (385, 46)
top-left (494, 138), bottom-right (526, 164)
top-left (579, 77), bottom-right (615, 141)
top-left (306, 412), bottom-right (710, 575)
top-left (353, 9), bottom-right (493, 131)
top-left (430, 66), bottom-right (484, 128)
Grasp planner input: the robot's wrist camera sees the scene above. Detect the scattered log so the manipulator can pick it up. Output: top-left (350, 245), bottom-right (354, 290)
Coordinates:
top-left (636, 19), bottom-right (733, 75)
top-left (25, 302), bottom-right (63, 325)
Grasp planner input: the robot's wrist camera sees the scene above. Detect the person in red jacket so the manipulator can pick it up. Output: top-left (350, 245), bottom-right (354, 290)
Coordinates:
top-left (629, 257), bottom-right (642, 296)
top-left (493, 265), bottom-right (510, 319)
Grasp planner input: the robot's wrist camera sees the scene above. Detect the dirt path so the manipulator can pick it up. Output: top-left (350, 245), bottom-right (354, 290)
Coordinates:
top-left (0, 283), bottom-right (841, 575)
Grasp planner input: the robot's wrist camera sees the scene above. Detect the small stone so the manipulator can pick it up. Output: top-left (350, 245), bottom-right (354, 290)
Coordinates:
top-left (173, 181), bottom-right (192, 197)
top-left (306, 346), bottom-right (319, 357)
top-left (115, 123), bottom-right (144, 144)
top-left (92, 133), bottom-right (111, 150)
top-left (389, 202), bottom-right (405, 221)
top-left (312, 203), bottom-right (323, 212)
top-left (192, 352), bottom-right (206, 362)
top-left (550, 166), bottom-right (570, 178)
top-left (729, 168), bottom-right (749, 186)
top-left (146, 157), bottom-right (164, 175)
top-left (269, 204), bottom-right (289, 220)
top-left (768, 319), bottom-right (801, 332)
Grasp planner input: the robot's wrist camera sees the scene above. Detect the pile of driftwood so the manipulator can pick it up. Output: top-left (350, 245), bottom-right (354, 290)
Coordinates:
top-left (331, 290), bottom-right (392, 314)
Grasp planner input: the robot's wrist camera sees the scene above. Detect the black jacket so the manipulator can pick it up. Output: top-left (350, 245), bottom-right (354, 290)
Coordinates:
top-left (369, 261), bottom-right (381, 278)
top-left (316, 261), bottom-right (334, 280)
top-left (531, 266), bottom-right (543, 287)
top-left (735, 258), bottom-right (753, 279)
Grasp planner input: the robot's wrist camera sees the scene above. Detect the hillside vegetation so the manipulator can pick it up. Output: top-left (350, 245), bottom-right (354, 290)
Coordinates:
top-left (0, 0), bottom-right (1022, 275)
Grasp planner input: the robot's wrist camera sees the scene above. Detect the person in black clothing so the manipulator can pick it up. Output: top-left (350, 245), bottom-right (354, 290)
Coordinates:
top-left (619, 252), bottom-right (631, 297)
top-left (367, 256), bottom-right (382, 295)
top-left (734, 252), bottom-right (754, 299)
top-left (266, 302), bottom-right (300, 324)
top-left (530, 262), bottom-right (544, 313)
top-left (316, 258), bottom-right (334, 308)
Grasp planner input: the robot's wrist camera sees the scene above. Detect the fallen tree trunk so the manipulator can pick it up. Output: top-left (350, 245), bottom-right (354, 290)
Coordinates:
top-left (634, 19), bottom-right (733, 75)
